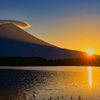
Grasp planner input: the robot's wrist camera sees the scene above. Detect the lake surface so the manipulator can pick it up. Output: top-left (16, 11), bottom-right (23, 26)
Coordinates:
top-left (0, 66), bottom-right (100, 100)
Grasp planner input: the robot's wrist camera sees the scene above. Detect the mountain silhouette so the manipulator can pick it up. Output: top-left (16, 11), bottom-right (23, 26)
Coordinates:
top-left (0, 23), bottom-right (89, 59)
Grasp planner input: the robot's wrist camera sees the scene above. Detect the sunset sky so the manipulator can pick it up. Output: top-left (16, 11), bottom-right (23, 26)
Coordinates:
top-left (1, 0), bottom-right (100, 55)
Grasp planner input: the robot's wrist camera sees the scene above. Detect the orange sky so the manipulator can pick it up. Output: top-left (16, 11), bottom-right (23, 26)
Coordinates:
top-left (25, 15), bottom-right (100, 55)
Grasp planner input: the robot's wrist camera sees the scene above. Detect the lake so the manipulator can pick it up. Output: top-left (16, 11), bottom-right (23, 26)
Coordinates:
top-left (0, 66), bottom-right (100, 100)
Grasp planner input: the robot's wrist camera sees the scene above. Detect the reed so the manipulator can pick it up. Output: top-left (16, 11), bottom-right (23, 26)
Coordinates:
top-left (1, 91), bottom-right (98, 100)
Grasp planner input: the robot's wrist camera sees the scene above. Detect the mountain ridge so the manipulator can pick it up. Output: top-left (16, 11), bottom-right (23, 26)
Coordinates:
top-left (0, 23), bottom-right (99, 60)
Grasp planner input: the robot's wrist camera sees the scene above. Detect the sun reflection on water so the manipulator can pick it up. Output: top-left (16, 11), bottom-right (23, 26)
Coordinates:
top-left (87, 67), bottom-right (92, 88)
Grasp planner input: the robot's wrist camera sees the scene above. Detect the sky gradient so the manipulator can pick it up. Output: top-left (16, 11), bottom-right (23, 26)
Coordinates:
top-left (1, 0), bottom-right (100, 55)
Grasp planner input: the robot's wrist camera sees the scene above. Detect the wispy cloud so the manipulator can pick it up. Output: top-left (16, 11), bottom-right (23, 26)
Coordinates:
top-left (0, 20), bottom-right (30, 28)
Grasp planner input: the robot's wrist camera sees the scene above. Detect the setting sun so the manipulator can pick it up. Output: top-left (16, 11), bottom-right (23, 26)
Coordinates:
top-left (87, 50), bottom-right (93, 55)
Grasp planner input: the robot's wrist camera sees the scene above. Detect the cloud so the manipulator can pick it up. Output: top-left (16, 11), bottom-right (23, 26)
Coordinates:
top-left (0, 20), bottom-right (30, 28)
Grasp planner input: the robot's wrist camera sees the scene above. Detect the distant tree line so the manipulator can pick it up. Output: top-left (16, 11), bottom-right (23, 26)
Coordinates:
top-left (0, 56), bottom-right (100, 66)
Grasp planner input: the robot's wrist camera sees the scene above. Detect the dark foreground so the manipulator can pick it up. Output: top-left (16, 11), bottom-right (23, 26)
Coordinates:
top-left (0, 56), bottom-right (100, 66)
top-left (0, 91), bottom-right (93, 100)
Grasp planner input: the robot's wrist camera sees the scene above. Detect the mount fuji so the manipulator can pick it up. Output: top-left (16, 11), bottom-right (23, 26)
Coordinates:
top-left (0, 23), bottom-right (87, 59)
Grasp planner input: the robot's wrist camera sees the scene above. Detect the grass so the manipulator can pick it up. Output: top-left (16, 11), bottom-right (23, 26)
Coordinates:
top-left (1, 90), bottom-right (100, 100)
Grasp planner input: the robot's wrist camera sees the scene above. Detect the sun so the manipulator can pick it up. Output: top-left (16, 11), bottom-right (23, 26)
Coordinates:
top-left (87, 50), bottom-right (93, 55)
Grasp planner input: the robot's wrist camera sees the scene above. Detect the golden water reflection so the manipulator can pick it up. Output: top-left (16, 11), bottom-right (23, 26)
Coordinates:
top-left (1, 67), bottom-right (100, 100)
top-left (87, 67), bottom-right (92, 88)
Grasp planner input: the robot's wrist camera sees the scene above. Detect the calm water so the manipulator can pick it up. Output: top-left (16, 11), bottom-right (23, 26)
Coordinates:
top-left (0, 66), bottom-right (100, 100)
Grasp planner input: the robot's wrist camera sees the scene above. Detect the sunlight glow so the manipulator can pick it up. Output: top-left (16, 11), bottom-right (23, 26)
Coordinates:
top-left (87, 50), bottom-right (93, 55)
top-left (88, 67), bottom-right (92, 88)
